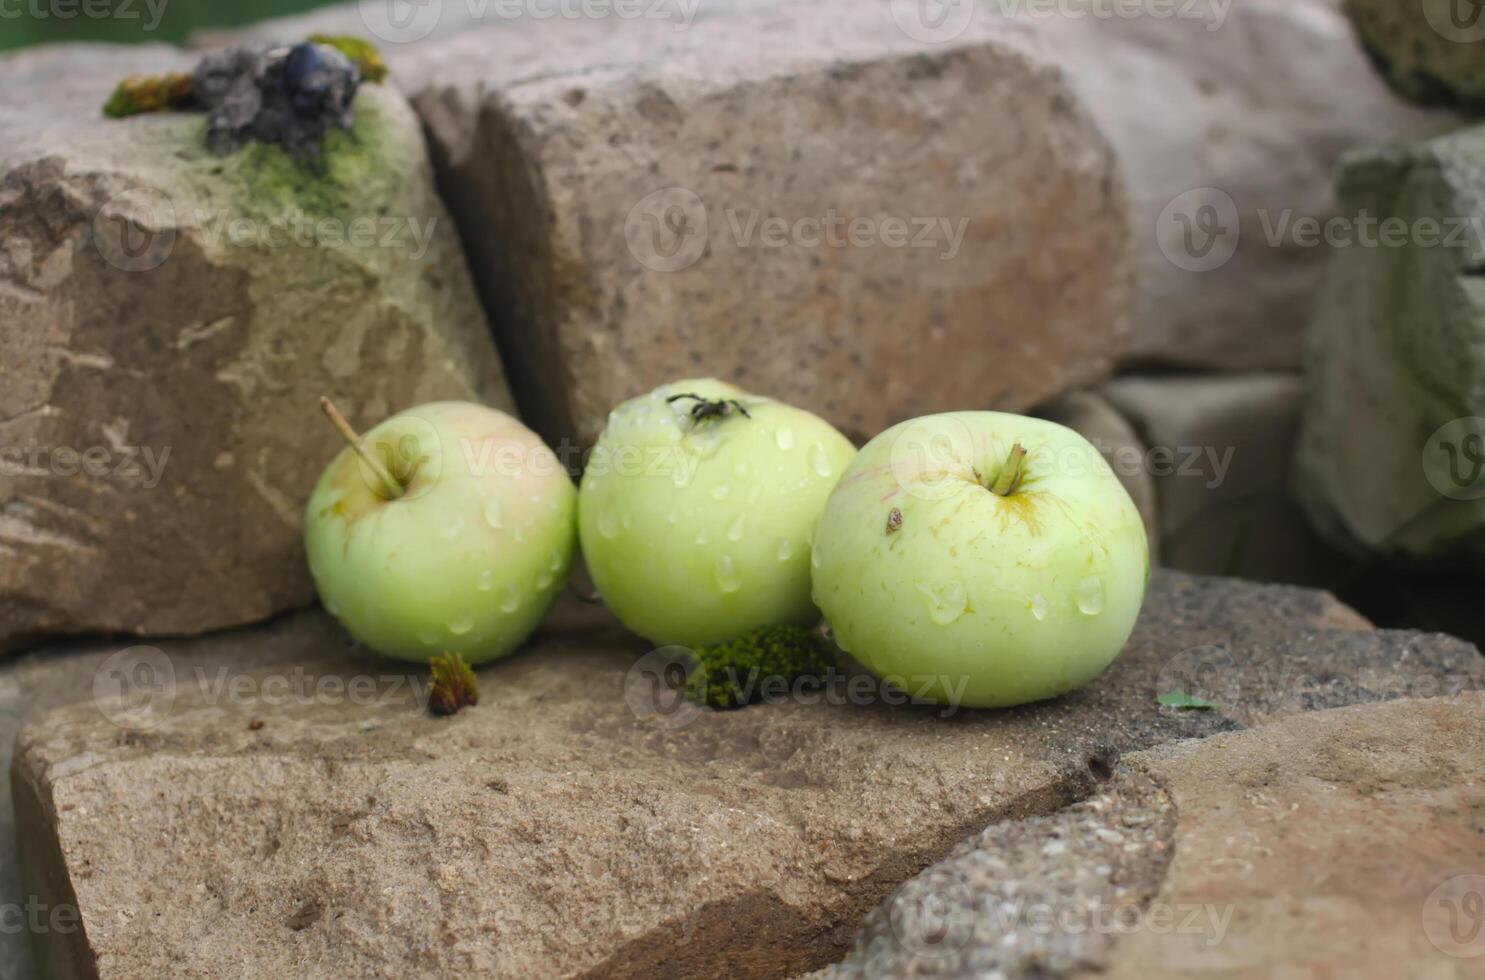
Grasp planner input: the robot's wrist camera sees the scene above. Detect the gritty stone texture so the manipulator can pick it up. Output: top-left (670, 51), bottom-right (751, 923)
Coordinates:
top-left (1035, 389), bottom-right (1160, 559)
top-left (1017, 0), bottom-right (1460, 370)
top-left (18, 572), bottom-right (1469, 980)
top-left (400, 1), bottom-right (1133, 445)
top-left (818, 693), bottom-right (1485, 978)
top-left (1295, 125), bottom-right (1485, 565)
top-left (0, 44), bottom-right (512, 651)
top-left (1106, 374), bottom-right (1346, 587)
top-left (1347, 0), bottom-right (1485, 111)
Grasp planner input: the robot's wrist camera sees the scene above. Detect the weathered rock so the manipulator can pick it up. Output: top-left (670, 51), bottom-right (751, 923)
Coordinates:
top-left (817, 692), bottom-right (1485, 978)
top-left (1106, 374), bottom-right (1346, 587)
top-left (1035, 389), bottom-right (1160, 558)
top-left (1346, 0), bottom-right (1485, 111)
top-left (20, 572), bottom-right (1471, 979)
top-left (398, 1), bottom-right (1132, 445)
top-left (0, 44), bottom-right (512, 650)
top-left (1295, 124), bottom-right (1485, 565)
top-left (1016, 0), bottom-right (1460, 370)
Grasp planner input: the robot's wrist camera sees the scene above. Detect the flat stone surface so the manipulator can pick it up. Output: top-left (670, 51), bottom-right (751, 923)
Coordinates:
top-left (398, 0), bottom-right (1132, 445)
top-left (1347, 0), bottom-right (1485, 111)
top-left (18, 572), bottom-right (1476, 979)
top-left (1295, 123), bottom-right (1485, 564)
top-left (817, 693), bottom-right (1485, 978)
top-left (0, 44), bottom-right (512, 651)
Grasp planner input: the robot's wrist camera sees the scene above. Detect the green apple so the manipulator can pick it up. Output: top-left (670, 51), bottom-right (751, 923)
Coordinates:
top-left (811, 412), bottom-right (1149, 708)
top-left (579, 378), bottom-right (856, 648)
top-left (305, 399), bottom-right (576, 664)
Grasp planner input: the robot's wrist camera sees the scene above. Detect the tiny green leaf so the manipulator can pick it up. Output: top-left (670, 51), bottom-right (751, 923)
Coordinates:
top-left (1157, 690), bottom-right (1217, 711)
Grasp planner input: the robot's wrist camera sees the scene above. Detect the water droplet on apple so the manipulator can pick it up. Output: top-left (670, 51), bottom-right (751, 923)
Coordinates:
top-left (734, 460), bottom-right (751, 478)
top-left (1030, 594), bottom-right (1048, 621)
top-left (917, 581), bottom-right (968, 625)
top-left (711, 484), bottom-right (731, 501)
top-left (714, 555), bottom-right (741, 593)
top-left (808, 442), bottom-right (833, 478)
top-left (478, 569), bottom-right (495, 592)
top-left (548, 550), bottom-right (563, 572)
top-left (776, 537), bottom-right (795, 561)
top-left (500, 587), bottom-right (521, 614)
top-left (727, 513), bottom-right (746, 542)
top-left (482, 499), bottom-right (503, 530)
top-left (597, 506), bottom-right (621, 540)
top-left (834, 630), bottom-right (853, 653)
top-left (775, 427), bottom-right (795, 451)
top-left (441, 516), bottom-right (465, 540)
top-left (746, 485), bottom-right (762, 505)
top-left (419, 628), bottom-right (439, 646)
top-left (666, 509), bottom-right (679, 525)
top-left (695, 528), bottom-right (710, 545)
top-left (1075, 576), bottom-right (1105, 616)
top-left (810, 548), bottom-right (822, 570)
top-left (448, 618), bottom-right (475, 636)
top-left (536, 569), bottom-right (554, 589)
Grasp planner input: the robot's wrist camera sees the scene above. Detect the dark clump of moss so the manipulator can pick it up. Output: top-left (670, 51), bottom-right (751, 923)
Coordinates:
top-left (429, 651), bottom-right (479, 716)
top-left (687, 625), bottom-right (836, 710)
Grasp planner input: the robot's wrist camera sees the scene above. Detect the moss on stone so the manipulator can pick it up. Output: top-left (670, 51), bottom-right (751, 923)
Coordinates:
top-left (687, 624), bottom-right (836, 710)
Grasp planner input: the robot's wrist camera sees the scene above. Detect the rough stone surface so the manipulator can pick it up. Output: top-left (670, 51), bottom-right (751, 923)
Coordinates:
top-left (19, 572), bottom-right (1471, 980)
top-left (1036, 389), bottom-right (1160, 559)
top-left (1019, 0), bottom-right (1461, 370)
top-left (1295, 124), bottom-right (1485, 565)
top-left (0, 44), bottom-right (512, 651)
top-left (816, 693), bottom-right (1485, 978)
top-left (1106, 374), bottom-right (1346, 587)
top-left (399, 1), bottom-right (1132, 445)
top-left (1347, 0), bottom-right (1485, 111)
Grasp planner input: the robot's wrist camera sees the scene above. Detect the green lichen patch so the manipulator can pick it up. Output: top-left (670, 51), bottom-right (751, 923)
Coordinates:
top-left (103, 73), bottom-right (194, 118)
top-left (687, 624), bottom-right (836, 710)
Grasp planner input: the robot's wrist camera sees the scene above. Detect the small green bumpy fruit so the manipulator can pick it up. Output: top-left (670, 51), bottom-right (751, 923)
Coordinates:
top-left (305, 400), bottom-right (577, 664)
top-left (812, 412), bottom-right (1149, 709)
top-left (579, 379), bottom-right (856, 648)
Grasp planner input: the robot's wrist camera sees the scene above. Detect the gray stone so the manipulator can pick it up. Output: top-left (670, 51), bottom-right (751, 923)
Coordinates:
top-left (1106, 374), bottom-right (1346, 587)
top-left (1017, 0), bottom-right (1462, 371)
top-left (816, 692), bottom-right (1485, 978)
top-left (1294, 124), bottom-right (1485, 565)
top-left (1035, 389), bottom-right (1160, 559)
top-left (399, 1), bottom-right (1133, 445)
top-left (20, 572), bottom-right (1473, 979)
top-left (0, 44), bottom-right (512, 651)
top-left (1346, 0), bottom-right (1485, 111)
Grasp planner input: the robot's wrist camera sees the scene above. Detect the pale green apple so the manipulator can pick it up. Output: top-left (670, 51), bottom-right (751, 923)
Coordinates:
top-left (304, 400), bottom-right (576, 664)
top-left (579, 379), bottom-right (856, 648)
top-left (811, 412), bottom-right (1149, 708)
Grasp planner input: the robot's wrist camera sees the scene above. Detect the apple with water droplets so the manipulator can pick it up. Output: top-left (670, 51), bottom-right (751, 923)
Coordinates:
top-left (811, 412), bottom-right (1149, 708)
top-left (579, 379), bottom-right (856, 648)
top-left (304, 399), bottom-right (577, 663)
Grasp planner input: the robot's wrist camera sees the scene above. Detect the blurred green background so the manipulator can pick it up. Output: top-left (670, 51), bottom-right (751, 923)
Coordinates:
top-left (1, 0), bottom-right (340, 52)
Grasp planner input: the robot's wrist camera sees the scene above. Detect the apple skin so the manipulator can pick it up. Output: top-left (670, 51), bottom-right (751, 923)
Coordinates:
top-left (304, 401), bottom-right (576, 664)
top-left (578, 378), bottom-right (856, 648)
top-left (811, 412), bottom-right (1149, 708)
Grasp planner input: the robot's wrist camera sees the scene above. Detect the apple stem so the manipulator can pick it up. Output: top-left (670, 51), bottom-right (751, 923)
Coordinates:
top-left (989, 443), bottom-right (1027, 497)
top-left (319, 396), bottom-right (406, 500)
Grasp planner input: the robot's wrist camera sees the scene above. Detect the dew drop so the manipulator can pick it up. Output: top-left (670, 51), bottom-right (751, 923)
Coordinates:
top-left (917, 581), bottom-right (968, 625)
top-left (776, 537), bottom-right (795, 561)
top-left (548, 549), bottom-right (563, 572)
top-left (695, 528), bottom-right (710, 545)
top-left (834, 630), bottom-right (853, 654)
top-left (810, 548), bottom-right (822, 570)
top-left (478, 569), bottom-right (495, 592)
top-left (536, 570), bottom-right (554, 589)
top-left (710, 484), bottom-right (731, 501)
top-left (419, 628), bottom-right (439, 646)
top-left (714, 555), bottom-right (742, 593)
top-left (441, 516), bottom-right (466, 540)
top-left (666, 509), bottom-right (679, 525)
top-left (734, 460), bottom-right (751, 478)
top-left (1076, 576), bottom-right (1106, 616)
top-left (483, 498), bottom-right (503, 529)
top-left (448, 618), bottom-right (475, 636)
top-left (808, 442), bottom-right (834, 478)
top-left (500, 586), bottom-right (521, 614)
top-left (1030, 594), bottom-right (1048, 621)
top-left (775, 427), bottom-right (795, 451)
top-left (727, 513), bottom-right (746, 542)
top-left (597, 506), bottom-right (621, 540)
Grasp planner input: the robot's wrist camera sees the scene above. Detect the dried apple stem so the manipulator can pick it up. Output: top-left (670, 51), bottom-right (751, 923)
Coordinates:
top-left (989, 443), bottom-right (1027, 497)
top-left (319, 396), bottom-right (405, 499)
